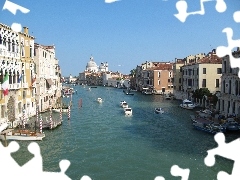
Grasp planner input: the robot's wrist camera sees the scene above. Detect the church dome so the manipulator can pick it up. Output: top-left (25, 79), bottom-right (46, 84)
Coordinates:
top-left (87, 61), bottom-right (97, 68)
top-left (86, 56), bottom-right (98, 72)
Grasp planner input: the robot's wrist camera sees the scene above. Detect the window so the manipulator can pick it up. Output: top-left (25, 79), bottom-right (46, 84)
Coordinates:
top-left (23, 91), bottom-right (26, 99)
top-left (158, 72), bottom-right (160, 78)
top-left (1, 105), bottom-right (5, 118)
top-left (179, 78), bottom-right (181, 83)
top-left (197, 68), bottom-right (199, 75)
top-left (30, 47), bottom-right (32, 58)
top-left (158, 80), bottom-right (160, 85)
top-left (18, 102), bottom-right (21, 114)
top-left (202, 79), bottom-right (206, 87)
top-left (203, 68), bottom-right (206, 74)
top-left (216, 79), bottom-right (219, 88)
top-left (168, 79), bottom-right (170, 83)
top-left (224, 61), bottom-right (226, 73)
top-left (217, 68), bottom-right (222, 74)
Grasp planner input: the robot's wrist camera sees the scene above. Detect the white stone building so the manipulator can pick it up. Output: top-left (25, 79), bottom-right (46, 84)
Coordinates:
top-left (217, 49), bottom-right (240, 117)
top-left (34, 43), bottom-right (62, 112)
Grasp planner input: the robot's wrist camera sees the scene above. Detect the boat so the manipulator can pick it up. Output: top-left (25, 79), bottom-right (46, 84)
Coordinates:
top-left (192, 122), bottom-right (226, 134)
top-left (120, 101), bottom-right (127, 107)
top-left (91, 86), bottom-right (97, 88)
top-left (180, 99), bottom-right (195, 109)
top-left (97, 98), bottom-right (103, 103)
top-left (122, 102), bottom-right (128, 109)
top-left (0, 123), bottom-right (8, 133)
top-left (142, 88), bottom-right (153, 95)
top-left (165, 94), bottom-right (172, 100)
top-left (155, 108), bottom-right (164, 114)
top-left (221, 118), bottom-right (240, 131)
top-left (124, 108), bottom-right (132, 116)
top-left (123, 89), bottom-right (134, 95)
top-left (52, 108), bottom-right (68, 113)
top-left (0, 128), bottom-right (45, 141)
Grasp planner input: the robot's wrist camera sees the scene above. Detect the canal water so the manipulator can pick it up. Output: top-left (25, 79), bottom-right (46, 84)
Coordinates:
top-left (10, 86), bottom-right (239, 180)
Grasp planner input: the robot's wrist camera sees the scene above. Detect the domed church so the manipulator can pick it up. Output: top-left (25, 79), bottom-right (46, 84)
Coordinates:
top-left (86, 56), bottom-right (99, 72)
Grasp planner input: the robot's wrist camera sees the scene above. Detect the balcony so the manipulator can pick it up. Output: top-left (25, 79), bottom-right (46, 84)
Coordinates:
top-left (9, 83), bottom-right (21, 90)
top-left (22, 83), bottom-right (29, 89)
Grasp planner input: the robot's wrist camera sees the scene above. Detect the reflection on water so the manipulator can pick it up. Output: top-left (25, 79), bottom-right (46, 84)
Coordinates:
top-left (10, 86), bottom-right (238, 180)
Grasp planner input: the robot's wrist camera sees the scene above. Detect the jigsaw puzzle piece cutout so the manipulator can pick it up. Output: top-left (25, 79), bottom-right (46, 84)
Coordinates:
top-left (215, 0), bottom-right (227, 13)
top-left (233, 11), bottom-right (240, 23)
top-left (216, 27), bottom-right (240, 77)
top-left (154, 176), bottom-right (165, 180)
top-left (80, 175), bottom-right (92, 180)
top-left (204, 132), bottom-right (240, 179)
top-left (0, 141), bottom-right (21, 178)
top-left (2, 0), bottom-right (30, 15)
top-left (171, 165), bottom-right (190, 180)
top-left (174, 0), bottom-right (188, 23)
top-left (21, 142), bottom-right (43, 173)
top-left (175, 0), bottom-right (227, 23)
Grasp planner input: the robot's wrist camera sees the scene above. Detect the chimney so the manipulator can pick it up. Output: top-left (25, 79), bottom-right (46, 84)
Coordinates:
top-left (23, 27), bottom-right (29, 34)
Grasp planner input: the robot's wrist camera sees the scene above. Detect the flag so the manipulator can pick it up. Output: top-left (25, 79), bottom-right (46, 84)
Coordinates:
top-left (31, 77), bottom-right (36, 86)
top-left (18, 74), bottom-right (22, 83)
top-left (2, 73), bottom-right (9, 96)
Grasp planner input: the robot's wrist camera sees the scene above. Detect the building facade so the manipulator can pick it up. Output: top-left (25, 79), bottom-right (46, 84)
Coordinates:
top-left (217, 49), bottom-right (240, 117)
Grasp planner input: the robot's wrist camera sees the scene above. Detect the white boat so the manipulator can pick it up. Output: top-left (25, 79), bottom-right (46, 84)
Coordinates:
top-left (125, 108), bottom-right (132, 116)
top-left (52, 108), bottom-right (68, 113)
top-left (0, 123), bottom-right (8, 133)
top-left (0, 129), bottom-right (45, 141)
top-left (97, 98), bottom-right (103, 103)
top-left (122, 102), bottom-right (128, 109)
top-left (180, 99), bottom-right (195, 109)
top-left (165, 94), bottom-right (171, 100)
top-left (120, 101), bottom-right (127, 107)
top-left (155, 108), bottom-right (164, 114)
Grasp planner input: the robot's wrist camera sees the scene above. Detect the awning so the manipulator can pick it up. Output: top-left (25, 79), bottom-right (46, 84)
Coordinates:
top-left (46, 79), bottom-right (54, 86)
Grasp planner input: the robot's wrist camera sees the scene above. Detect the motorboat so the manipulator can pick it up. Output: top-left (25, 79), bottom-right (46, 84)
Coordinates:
top-left (221, 118), bottom-right (240, 131)
top-left (124, 108), bottom-right (132, 116)
top-left (155, 108), bottom-right (164, 114)
top-left (52, 108), bottom-right (68, 113)
top-left (192, 122), bottom-right (226, 134)
top-left (123, 89), bottom-right (134, 95)
top-left (164, 94), bottom-right (171, 100)
top-left (122, 102), bottom-right (128, 109)
top-left (0, 128), bottom-right (45, 141)
top-left (120, 101), bottom-right (127, 107)
top-left (97, 98), bottom-right (103, 103)
top-left (180, 99), bottom-right (195, 109)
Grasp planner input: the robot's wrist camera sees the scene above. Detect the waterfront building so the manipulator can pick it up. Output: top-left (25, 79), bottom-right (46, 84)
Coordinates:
top-left (0, 24), bottom-right (35, 127)
top-left (19, 27), bottom-right (36, 119)
top-left (34, 43), bottom-right (62, 112)
top-left (152, 63), bottom-right (173, 94)
top-left (173, 59), bottom-right (184, 95)
top-left (99, 62), bottom-right (108, 72)
top-left (86, 72), bottom-right (103, 86)
top-left (173, 53), bottom-right (206, 99)
top-left (65, 74), bottom-right (77, 84)
top-left (181, 49), bottom-right (222, 99)
top-left (134, 61), bottom-right (173, 93)
top-left (86, 55), bottom-right (99, 72)
top-left (217, 48), bottom-right (240, 117)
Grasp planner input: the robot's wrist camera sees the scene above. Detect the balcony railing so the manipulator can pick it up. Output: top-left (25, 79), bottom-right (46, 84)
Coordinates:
top-left (9, 83), bottom-right (21, 90)
top-left (22, 83), bottom-right (29, 88)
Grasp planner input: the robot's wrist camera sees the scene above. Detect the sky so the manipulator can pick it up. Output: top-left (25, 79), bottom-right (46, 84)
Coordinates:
top-left (1, 0), bottom-right (240, 77)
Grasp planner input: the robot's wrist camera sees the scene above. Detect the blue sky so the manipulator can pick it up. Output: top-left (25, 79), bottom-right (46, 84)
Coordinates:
top-left (1, 0), bottom-right (240, 76)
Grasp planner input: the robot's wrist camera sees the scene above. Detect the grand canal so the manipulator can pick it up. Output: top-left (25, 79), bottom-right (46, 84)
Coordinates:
top-left (11, 85), bottom-right (239, 180)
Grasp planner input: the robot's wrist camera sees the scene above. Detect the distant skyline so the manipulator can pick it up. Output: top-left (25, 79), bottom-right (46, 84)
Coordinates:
top-left (1, 0), bottom-right (240, 76)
